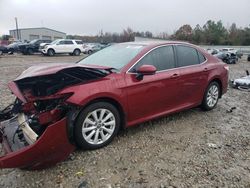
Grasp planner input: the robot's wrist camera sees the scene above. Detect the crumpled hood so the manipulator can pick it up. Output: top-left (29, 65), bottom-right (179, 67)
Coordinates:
top-left (15, 63), bottom-right (111, 80)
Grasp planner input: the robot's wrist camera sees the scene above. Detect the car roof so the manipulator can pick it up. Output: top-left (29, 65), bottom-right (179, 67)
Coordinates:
top-left (122, 40), bottom-right (192, 47)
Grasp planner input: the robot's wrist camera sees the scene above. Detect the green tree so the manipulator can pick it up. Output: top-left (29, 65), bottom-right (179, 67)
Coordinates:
top-left (202, 20), bottom-right (227, 45)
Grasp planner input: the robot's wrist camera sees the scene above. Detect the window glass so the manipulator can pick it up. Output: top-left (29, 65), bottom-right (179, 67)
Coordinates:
top-left (76, 41), bottom-right (83, 44)
top-left (78, 44), bottom-right (145, 70)
top-left (176, 46), bottom-right (199, 67)
top-left (58, 40), bottom-right (65, 45)
top-left (65, 40), bottom-right (74, 45)
top-left (197, 51), bottom-right (206, 63)
top-left (131, 46), bottom-right (175, 72)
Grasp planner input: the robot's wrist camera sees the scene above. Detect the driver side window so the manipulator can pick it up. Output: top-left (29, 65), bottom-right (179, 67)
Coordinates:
top-left (130, 45), bottom-right (175, 72)
top-left (58, 41), bottom-right (65, 45)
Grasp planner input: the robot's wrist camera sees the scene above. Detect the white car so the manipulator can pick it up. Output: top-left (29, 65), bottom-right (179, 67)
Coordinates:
top-left (41, 39), bottom-right (84, 56)
top-left (82, 43), bottom-right (103, 54)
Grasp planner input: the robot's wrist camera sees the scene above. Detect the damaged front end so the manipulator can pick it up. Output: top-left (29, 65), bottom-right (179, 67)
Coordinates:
top-left (0, 66), bottom-right (109, 169)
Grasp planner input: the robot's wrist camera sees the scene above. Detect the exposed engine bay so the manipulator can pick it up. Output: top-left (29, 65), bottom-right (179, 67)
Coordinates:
top-left (0, 66), bottom-right (109, 154)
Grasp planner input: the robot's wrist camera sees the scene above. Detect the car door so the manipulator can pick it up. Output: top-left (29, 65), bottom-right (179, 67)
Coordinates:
top-left (174, 45), bottom-right (208, 107)
top-left (33, 40), bottom-right (41, 51)
top-left (55, 40), bottom-right (66, 53)
top-left (125, 45), bottom-right (182, 124)
top-left (64, 40), bottom-right (74, 53)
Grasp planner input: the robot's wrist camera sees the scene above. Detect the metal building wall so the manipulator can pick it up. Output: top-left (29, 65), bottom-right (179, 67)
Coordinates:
top-left (9, 27), bottom-right (66, 42)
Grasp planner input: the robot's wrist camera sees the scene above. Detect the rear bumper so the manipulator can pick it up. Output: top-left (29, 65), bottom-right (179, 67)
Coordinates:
top-left (0, 117), bottom-right (75, 169)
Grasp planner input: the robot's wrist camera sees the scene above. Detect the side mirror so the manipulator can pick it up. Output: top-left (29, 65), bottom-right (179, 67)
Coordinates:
top-left (136, 65), bottom-right (156, 80)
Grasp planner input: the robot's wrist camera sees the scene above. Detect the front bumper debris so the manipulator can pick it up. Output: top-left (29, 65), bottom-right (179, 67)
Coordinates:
top-left (0, 116), bottom-right (75, 169)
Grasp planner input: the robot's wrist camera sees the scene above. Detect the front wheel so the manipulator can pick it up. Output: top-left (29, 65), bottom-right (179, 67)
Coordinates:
top-left (201, 82), bottom-right (220, 111)
top-left (47, 49), bottom-right (55, 56)
top-left (74, 102), bottom-right (120, 150)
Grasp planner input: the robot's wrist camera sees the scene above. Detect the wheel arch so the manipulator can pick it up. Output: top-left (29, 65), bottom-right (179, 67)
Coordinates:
top-left (80, 97), bottom-right (127, 129)
top-left (67, 96), bottom-right (126, 147)
top-left (208, 77), bottom-right (223, 98)
top-left (74, 48), bottom-right (81, 52)
top-left (48, 48), bottom-right (55, 53)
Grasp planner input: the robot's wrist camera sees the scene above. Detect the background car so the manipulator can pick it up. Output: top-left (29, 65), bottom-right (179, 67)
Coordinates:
top-left (214, 52), bottom-right (237, 64)
top-left (207, 48), bottom-right (219, 55)
top-left (41, 39), bottom-right (84, 56)
top-left (6, 41), bottom-right (24, 54)
top-left (82, 43), bottom-right (108, 54)
top-left (0, 46), bottom-right (9, 55)
top-left (19, 39), bottom-right (52, 55)
top-left (0, 41), bottom-right (228, 169)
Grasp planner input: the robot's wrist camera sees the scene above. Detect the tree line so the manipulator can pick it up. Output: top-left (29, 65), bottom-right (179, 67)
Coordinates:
top-left (67, 20), bottom-right (250, 46)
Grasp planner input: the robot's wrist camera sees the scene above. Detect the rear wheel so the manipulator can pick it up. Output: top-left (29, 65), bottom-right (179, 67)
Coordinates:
top-left (74, 102), bottom-right (120, 150)
top-left (73, 49), bottom-right (81, 56)
top-left (27, 48), bottom-right (33, 55)
top-left (0, 50), bottom-right (2, 55)
top-left (201, 82), bottom-right (220, 111)
top-left (47, 49), bottom-right (55, 56)
top-left (88, 50), bottom-right (93, 55)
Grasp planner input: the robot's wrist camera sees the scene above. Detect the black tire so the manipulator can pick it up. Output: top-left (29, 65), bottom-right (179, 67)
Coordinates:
top-left (74, 102), bottom-right (120, 150)
top-left (27, 48), bottom-right (33, 55)
top-left (47, 49), bottom-right (55, 56)
top-left (88, 50), bottom-right (93, 55)
top-left (0, 50), bottom-right (2, 55)
top-left (201, 82), bottom-right (220, 111)
top-left (73, 49), bottom-right (81, 56)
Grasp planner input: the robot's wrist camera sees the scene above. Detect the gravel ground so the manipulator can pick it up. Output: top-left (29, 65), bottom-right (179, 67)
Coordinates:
top-left (0, 54), bottom-right (250, 188)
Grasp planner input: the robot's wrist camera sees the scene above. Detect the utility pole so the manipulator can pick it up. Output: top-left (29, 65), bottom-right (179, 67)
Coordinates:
top-left (15, 17), bottom-right (21, 41)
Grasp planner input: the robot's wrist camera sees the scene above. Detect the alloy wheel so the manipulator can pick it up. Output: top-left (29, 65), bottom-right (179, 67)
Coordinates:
top-left (206, 85), bottom-right (219, 108)
top-left (82, 108), bottom-right (116, 145)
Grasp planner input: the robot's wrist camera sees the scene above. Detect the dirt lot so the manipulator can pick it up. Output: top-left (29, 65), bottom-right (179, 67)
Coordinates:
top-left (0, 54), bottom-right (250, 188)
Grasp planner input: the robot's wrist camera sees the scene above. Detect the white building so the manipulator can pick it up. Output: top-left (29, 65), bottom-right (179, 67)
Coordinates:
top-left (9, 27), bottom-right (66, 42)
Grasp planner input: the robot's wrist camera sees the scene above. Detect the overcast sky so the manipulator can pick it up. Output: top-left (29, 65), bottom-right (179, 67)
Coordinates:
top-left (0, 0), bottom-right (249, 36)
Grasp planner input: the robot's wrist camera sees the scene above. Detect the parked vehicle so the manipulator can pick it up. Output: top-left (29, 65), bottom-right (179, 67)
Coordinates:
top-left (41, 39), bottom-right (84, 56)
top-left (19, 39), bottom-right (52, 55)
top-left (82, 43), bottom-right (107, 54)
top-left (0, 41), bottom-right (228, 169)
top-left (214, 52), bottom-right (237, 64)
top-left (0, 46), bottom-right (9, 55)
top-left (6, 41), bottom-right (24, 54)
top-left (207, 48), bottom-right (219, 55)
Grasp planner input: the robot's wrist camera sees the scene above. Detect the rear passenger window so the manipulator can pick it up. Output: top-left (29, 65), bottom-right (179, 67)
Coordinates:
top-left (76, 41), bottom-right (83, 44)
top-left (131, 46), bottom-right (175, 72)
top-left (176, 46), bottom-right (200, 67)
top-left (65, 40), bottom-right (74, 45)
top-left (197, 51), bottom-right (206, 63)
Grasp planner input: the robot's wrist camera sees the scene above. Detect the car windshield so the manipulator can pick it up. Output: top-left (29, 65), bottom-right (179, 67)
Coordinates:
top-left (78, 44), bottom-right (145, 70)
top-left (29, 39), bottom-right (38, 44)
top-left (50, 39), bottom-right (61, 45)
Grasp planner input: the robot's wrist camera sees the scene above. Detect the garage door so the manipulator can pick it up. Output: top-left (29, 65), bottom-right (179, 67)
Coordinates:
top-left (42, 35), bottom-right (52, 40)
top-left (29, 35), bottom-right (39, 40)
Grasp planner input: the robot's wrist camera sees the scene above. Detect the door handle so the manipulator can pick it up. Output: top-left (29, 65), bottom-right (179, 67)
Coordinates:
top-left (203, 68), bottom-right (208, 72)
top-left (170, 73), bottom-right (179, 79)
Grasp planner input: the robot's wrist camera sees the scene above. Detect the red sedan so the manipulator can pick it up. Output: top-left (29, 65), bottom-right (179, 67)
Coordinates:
top-left (0, 41), bottom-right (228, 169)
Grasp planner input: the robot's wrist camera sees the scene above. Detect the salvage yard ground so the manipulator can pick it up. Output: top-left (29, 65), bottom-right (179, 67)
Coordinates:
top-left (0, 54), bottom-right (250, 188)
